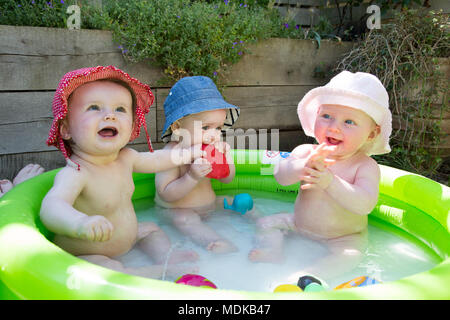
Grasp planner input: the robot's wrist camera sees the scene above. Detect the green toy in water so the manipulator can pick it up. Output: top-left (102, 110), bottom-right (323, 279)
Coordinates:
top-left (297, 275), bottom-right (322, 290)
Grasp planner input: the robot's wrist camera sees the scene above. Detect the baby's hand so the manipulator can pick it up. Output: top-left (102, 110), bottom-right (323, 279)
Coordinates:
top-left (300, 166), bottom-right (334, 190)
top-left (188, 158), bottom-right (212, 180)
top-left (190, 143), bottom-right (206, 160)
top-left (76, 215), bottom-right (114, 242)
top-left (213, 141), bottom-right (230, 154)
top-left (305, 143), bottom-right (336, 170)
top-left (213, 141), bottom-right (233, 163)
top-left (172, 143), bottom-right (205, 165)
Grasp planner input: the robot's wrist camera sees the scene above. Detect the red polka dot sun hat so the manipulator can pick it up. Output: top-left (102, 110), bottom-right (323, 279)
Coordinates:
top-left (47, 66), bottom-right (155, 168)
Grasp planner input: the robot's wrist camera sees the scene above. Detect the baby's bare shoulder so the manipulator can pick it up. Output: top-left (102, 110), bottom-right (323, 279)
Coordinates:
top-left (48, 165), bottom-right (88, 199)
top-left (56, 164), bottom-right (87, 184)
top-left (355, 156), bottom-right (380, 178)
top-left (118, 147), bottom-right (138, 161)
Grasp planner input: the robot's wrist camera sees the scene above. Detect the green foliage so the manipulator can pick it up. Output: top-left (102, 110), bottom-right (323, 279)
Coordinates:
top-left (0, 0), bottom-right (336, 84)
top-left (96, 0), bottom-right (280, 83)
top-left (0, 0), bottom-right (70, 28)
top-left (338, 9), bottom-right (449, 181)
top-left (0, 0), bottom-right (107, 29)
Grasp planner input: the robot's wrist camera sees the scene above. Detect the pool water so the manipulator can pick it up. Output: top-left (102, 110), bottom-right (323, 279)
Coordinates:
top-left (118, 190), bottom-right (441, 292)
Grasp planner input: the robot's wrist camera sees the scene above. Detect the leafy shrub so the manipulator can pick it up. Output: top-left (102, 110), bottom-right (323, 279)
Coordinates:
top-left (100, 0), bottom-right (292, 83)
top-left (0, 0), bottom-right (69, 28)
top-left (1, 0), bottom-right (329, 84)
top-left (337, 9), bottom-right (449, 182)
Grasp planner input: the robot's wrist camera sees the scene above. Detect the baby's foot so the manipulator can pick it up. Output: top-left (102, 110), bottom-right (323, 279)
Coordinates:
top-left (248, 248), bottom-right (284, 263)
top-left (0, 179), bottom-right (14, 197)
top-left (13, 164), bottom-right (44, 186)
top-left (206, 240), bottom-right (237, 254)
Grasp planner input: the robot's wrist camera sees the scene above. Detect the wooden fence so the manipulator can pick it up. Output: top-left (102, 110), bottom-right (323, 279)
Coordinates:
top-left (273, 0), bottom-right (450, 27)
top-left (0, 25), bottom-right (353, 179)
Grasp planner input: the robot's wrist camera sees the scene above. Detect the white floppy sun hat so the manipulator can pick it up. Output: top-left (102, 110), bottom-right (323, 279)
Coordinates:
top-left (297, 71), bottom-right (392, 156)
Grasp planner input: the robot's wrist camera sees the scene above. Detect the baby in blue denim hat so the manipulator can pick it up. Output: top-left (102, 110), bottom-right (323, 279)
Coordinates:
top-left (155, 76), bottom-right (240, 253)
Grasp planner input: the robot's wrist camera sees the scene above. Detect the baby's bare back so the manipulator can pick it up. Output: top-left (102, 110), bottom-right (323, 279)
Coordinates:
top-left (54, 161), bottom-right (138, 257)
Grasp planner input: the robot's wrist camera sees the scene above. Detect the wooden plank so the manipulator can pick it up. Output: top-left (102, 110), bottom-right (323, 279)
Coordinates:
top-left (392, 115), bottom-right (450, 134)
top-left (0, 92), bottom-right (54, 125)
top-left (0, 54), bottom-right (164, 92)
top-left (0, 90), bottom-right (157, 155)
top-left (222, 38), bottom-right (353, 86)
top-left (0, 25), bottom-right (165, 91)
top-left (156, 106), bottom-right (302, 141)
top-left (1, 25), bottom-right (118, 56)
top-left (1, 26), bottom-right (353, 89)
top-left (0, 142), bottom-right (165, 180)
top-left (154, 86), bottom-right (314, 141)
top-left (0, 112), bottom-right (157, 155)
top-left (155, 85), bottom-right (315, 111)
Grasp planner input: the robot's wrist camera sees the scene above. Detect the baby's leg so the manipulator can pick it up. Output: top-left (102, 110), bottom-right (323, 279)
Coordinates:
top-left (137, 222), bottom-right (198, 264)
top-left (170, 208), bottom-right (237, 254)
top-left (78, 254), bottom-right (198, 280)
top-left (12, 164), bottom-right (44, 186)
top-left (249, 213), bottom-right (295, 263)
top-left (0, 179), bottom-right (13, 198)
top-left (299, 229), bottom-right (368, 281)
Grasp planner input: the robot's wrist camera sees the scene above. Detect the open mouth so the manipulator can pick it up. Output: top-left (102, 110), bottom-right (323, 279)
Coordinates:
top-left (326, 136), bottom-right (342, 145)
top-left (98, 127), bottom-right (118, 137)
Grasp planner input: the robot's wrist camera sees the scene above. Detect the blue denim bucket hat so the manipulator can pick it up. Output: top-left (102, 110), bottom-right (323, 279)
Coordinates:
top-left (161, 76), bottom-right (240, 142)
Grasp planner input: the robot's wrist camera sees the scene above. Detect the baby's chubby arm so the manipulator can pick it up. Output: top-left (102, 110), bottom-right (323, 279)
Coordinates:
top-left (324, 158), bottom-right (380, 215)
top-left (40, 167), bottom-right (113, 241)
top-left (131, 143), bottom-right (205, 173)
top-left (155, 157), bottom-right (211, 202)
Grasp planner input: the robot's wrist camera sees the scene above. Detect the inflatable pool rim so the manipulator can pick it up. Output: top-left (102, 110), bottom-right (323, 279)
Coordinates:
top-left (0, 149), bottom-right (449, 299)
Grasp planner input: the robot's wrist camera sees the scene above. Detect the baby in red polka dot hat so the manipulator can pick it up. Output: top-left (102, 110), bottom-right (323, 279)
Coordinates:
top-left (40, 66), bottom-right (203, 278)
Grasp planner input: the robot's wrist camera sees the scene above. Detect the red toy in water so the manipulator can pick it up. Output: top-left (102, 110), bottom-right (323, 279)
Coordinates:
top-left (175, 274), bottom-right (218, 289)
top-left (202, 144), bottom-right (230, 179)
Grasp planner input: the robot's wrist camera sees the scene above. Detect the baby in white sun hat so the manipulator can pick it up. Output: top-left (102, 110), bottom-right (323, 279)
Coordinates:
top-left (249, 71), bottom-right (392, 280)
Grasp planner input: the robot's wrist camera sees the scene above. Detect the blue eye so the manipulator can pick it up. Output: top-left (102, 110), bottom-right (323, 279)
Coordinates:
top-left (345, 119), bottom-right (356, 125)
top-left (202, 126), bottom-right (210, 130)
top-left (116, 106), bottom-right (127, 113)
top-left (322, 114), bottom-right (331, 119)
top-left (87, 105), bottom-right (100, 111)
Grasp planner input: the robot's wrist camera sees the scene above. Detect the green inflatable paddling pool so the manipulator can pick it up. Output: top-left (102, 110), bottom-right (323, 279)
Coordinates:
top-left (0, 150), bottom-right (448, 299)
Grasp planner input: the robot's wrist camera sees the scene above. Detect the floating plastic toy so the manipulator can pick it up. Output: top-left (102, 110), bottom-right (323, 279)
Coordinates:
top-left (297, 275), bottom-right (322, 291)
top-left (334, 276), bottom-right (381, 290)
top-left (224, 193), bottom-right (254, 215)
top-left (202, 144), bottom-right (230, 179)
top-left (273, 284), bottom-right (302, 293)
top-left (175, 274), bottom-right (217, 289)
top-left (304, 282), bottom-right (325, 292)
